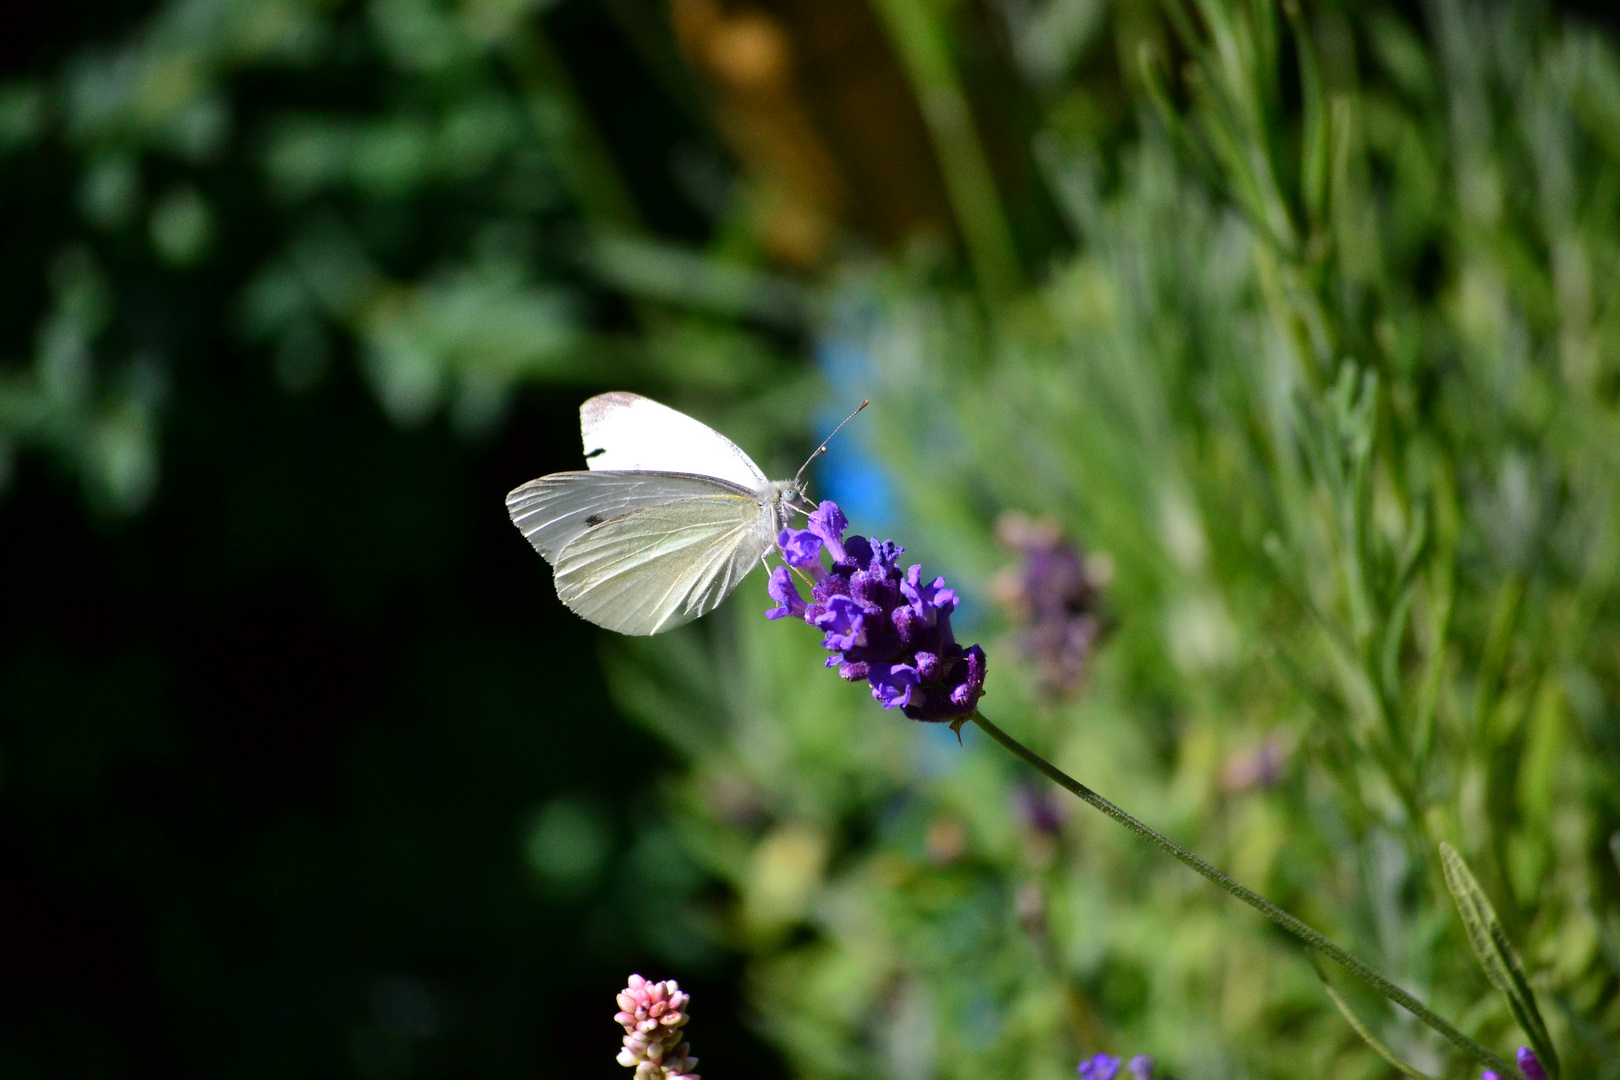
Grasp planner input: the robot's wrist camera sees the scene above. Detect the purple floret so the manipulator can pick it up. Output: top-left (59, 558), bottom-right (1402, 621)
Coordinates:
top-left (806, 502), bottom-right (850, 561)
top-left (813, 595), bottom-right (871, 652)
top-left (1078, 1054), bottom-right (1120, 1080)
top-left (767, 500), bottom-right (988, 725)
top-left (766, 566), bottom-right (807, 621)
top-left (777, 527), bottom-right (825, 569)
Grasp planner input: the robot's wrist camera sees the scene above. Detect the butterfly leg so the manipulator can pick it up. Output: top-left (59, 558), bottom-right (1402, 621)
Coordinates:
top-left (763, 551), bottom-right (807, 587)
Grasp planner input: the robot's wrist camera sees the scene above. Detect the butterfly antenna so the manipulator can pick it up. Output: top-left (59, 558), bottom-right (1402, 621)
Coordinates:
top-left (794, 399), bottom-right (869, 487)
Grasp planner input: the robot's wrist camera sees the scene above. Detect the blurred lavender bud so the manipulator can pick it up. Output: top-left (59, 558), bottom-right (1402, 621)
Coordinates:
top-left (1219, 736), bottom-right (1292, 793)
top-left (768, 501), bottom-right (987, 726)
top-left (1078, 1053), bottom-right (1121, 1079)
top-left (1079, 1051), bottom-right (1156, 1078)
top-left (614, 974), bottom-right (700, 1080)
top-left (992, 513), bottom-right (1107, 697)
top-left (1015, 782), bottom-right (1070, 836)
top-left (1013, 782), bottom-right (1068, 868)
top-left (1517, 1047), bottom-right (1549, 1080)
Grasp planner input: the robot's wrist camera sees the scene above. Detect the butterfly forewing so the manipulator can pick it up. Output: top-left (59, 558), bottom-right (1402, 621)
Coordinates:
top-left (580, 392), bottom-right (768, 491)
top-left (551, 493), bottom-right (773, 635)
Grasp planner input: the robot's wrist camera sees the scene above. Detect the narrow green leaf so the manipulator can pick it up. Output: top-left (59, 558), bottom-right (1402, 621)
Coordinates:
top-left (1283, 0), bottom-right (1330, 224)
top-left (1136, 43), bottom-right (1208, 177)
top-left (1309, 952), bottom-right (1436, 1079)
top-left (1380, 577), bottom-right (1417, 701)
top-left (1438, 842), bottom-right (1560, 1078)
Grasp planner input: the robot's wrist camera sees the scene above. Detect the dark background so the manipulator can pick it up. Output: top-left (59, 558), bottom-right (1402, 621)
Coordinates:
top-left (5, 0), bottom-right (1619, 1077)
top-left (0, 2), bottom-right (781, 1076)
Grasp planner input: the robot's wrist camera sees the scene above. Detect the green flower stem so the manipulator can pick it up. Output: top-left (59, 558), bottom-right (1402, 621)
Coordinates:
top-left (967, 710), bottom-right (1518, 1078)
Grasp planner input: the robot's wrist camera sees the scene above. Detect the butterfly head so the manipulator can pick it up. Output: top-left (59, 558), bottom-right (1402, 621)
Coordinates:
top-left (764, 479), bottom-right (814, 529)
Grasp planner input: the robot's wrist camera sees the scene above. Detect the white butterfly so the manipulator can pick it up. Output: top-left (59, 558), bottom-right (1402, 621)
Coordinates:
top-left (506, 392), bottom-right (822, 636)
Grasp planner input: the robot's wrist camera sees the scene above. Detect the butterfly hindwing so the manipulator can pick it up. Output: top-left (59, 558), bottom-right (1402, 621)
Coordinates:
top-left (550, 493), bottom-right (773, 635)
top-left (505, 470), bottom-right (759, 562)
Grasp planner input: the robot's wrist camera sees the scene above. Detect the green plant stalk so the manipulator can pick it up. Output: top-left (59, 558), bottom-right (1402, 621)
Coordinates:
top-left (868, 0), bottom-right (1022, 303)
top-left (967, 710), bottom-right (1519, 1078)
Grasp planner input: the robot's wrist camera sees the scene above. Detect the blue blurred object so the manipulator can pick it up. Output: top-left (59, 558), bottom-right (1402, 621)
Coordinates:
top-left (813, 338), bottom-right (896, 532)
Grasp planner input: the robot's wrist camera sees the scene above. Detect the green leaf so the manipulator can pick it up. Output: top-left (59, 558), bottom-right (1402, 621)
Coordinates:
top-left (1308, 952), bottom-right (1436, 1079)
top-left (1283, 0), bottom-right (1330, 225)
top-left (1438, 842), bottom-right (1560, 1078)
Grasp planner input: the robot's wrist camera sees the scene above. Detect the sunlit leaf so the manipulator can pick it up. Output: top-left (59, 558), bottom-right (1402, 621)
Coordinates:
top-left (1438, 842), bottom-right (1560, 1078)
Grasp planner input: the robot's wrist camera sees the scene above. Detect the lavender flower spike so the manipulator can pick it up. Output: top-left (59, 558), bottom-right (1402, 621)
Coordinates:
top-left (614, 974), bottom-right (699, 1080)
top-left (767, 500), bottom-right (987, 726)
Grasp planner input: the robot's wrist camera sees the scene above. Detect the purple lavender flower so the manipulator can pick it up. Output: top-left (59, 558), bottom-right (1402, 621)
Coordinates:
top-left (1078, 1052), bottom-right (1154, 1079)
top-left (991, 514), bottom-right (1107, 697)
top-left (767, 500), bottom-right (987, 725)
top-left (1078, 1054), bottom-right (1120, 1080)
top-left (1481, 1048), bottom-right (1549, 1080)
top-left (1219, 737), bottom-right (1291, 792)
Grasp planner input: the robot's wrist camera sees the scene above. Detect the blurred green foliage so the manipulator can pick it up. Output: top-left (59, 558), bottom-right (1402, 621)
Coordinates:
top-left (616, 2), bottom-right (1620, 1078)
top-left (6, 0), bottom-right (1620, 1078)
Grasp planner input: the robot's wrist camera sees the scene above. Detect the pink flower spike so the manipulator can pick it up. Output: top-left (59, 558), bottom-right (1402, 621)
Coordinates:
top-left (613, 975), bottom-right (700, 1080)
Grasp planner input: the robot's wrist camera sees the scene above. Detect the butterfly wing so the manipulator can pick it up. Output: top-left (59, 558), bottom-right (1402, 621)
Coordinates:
top-left (551, 492), bottom-right (774, 635)
top-left (506, 470), bottom-right (760, 562)
top-left (580, 392), bottom-right (768, 491)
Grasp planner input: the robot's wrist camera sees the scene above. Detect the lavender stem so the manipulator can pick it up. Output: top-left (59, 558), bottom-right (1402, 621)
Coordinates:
top-left (967, 710), bottom-right (1517, 1078)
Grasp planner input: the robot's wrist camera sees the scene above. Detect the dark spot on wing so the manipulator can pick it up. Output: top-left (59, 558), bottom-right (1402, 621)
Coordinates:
top-left (584, 447), bottom-right (606, 459)
top-left (585, 514), bottom-right (605, 526)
